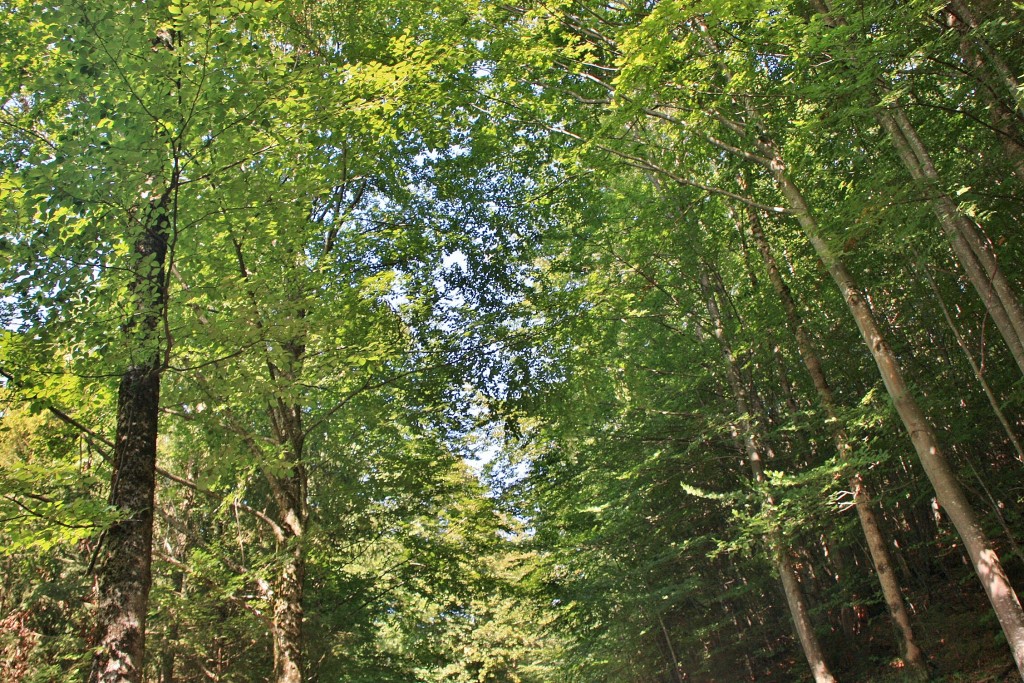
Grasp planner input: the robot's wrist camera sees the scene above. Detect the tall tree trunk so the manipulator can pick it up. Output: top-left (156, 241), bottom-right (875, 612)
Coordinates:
top-left (658, 615), bottom-right (685, 683)
top-left (979, 87), bottom-right (1024, 183)
top-left (745, 205), bottom-right (927, 673)
top-left (812, 0), bottom-right (1024, 374)
top-left (877, 107), bottom-right (1024, 376)
top-left (266, 355), bottom-right (308, 683)
top-left (699, 270), bottom-right (838, 683)
top-left (157, 457), bottom-right (197, 683)
top-left (805, 0), bottom-right (1024, 374)
top-left (89, 197), bottom-right (170, 683)
top-left (946, 0), bottom-right (1023, 109)
top-left (941, 1), bottom-right (1024, 181)
top-left (919, 258), bottom-right (1024, 462)
top-left (158, 573), bottom-right (183, 683)
top-left (257, 456), bottom-right (306, 683)
top-left (777, 552), bottom-right (836, 683)
top-left (229, 235), bottom-right (309, 683)
top-left (270, 543), bottom-right (305, 683)
top-left (763, 150), bottom-right (1024, 678)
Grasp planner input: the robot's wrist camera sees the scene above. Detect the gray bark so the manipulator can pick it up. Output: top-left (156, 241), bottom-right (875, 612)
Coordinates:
top-left (878, 108), bottom-right (1024, 376)
top-left (920, 259), bottom-right (1024, 462)
top-left (765, 153), bottom-right (1024, 679)
top-left (699, 270), bottom-right (838, 683)
top-left (747, 209), bottom-right (926, 673)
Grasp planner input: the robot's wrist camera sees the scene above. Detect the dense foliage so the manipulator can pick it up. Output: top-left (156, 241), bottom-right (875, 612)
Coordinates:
top-left (2, 0), bottom-right (1024, 681)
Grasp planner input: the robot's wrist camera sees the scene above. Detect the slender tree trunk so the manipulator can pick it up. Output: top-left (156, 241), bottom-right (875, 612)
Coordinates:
top-left (89, 197), bottom-right (170, 683)
top-left (158, 457), bottom-right (197, 683)
top-left (777, 552), bottom-right (836, 683)
top-left (877, 108), bottom-right (1024, 376)
top-left (699, 271), bottom-right (838, 683)
top-left (230, 235), bottom-right (309, 683)
top-left (946, 0), bottom-right (1023, 109)
top-left (980, 89), bottom-right (1024, 183)
top-left (812, 0), bottom-right (1024, 374)
top-left (267, 343), bottom-right (308, 683)
top-left (158, 575), bottom-right (183, 683)
top-left (919, 258), bottom-right (1024, 462)
top-left (745, 206), bottom-right (927, 672)
top-left (852, 473), bottom-right (928, 671)
top-left (942, 2), bottom-right (1024, 181)
top-left (962, 453), bottom-right (1024, 566)
top-left (658, 615), bottom-right (685, 683)
top-left (764, 152), bottom-right (1024, 678)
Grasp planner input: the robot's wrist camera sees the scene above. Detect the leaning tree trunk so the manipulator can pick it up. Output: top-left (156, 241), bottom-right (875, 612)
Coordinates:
top-left (89, 196), bottom-right (170, 683)
top-left (745, 206), bottom-right (927, 672)
top-left (945, 0), bottom-right (1023, 109)
top-left (810, 0), bottom-right (1024, 376)
top-left (698, 270), bottom-right (838, 683)
top-left (763, 150), bottom-right (1024, 678)
top-left (877, 107), bottom-right (1024, 377)
top-left (944, 0), bottom-right (1024, 181)
top-left (918, 257), bottom-right (1024, 462)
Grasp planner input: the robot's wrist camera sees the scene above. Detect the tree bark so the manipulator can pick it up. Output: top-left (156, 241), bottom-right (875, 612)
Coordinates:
top-left (230, 236), bottom-right (309, 683)
top-left (266, 349), bottom-right (308, 683)
top-left (877, 108), bottom-right (1024, 376)
top-left (808, 0), bottom-right (1024, 374)
top-left (262, 402), bottom-right (308, 683)
top-left (946, 0), bottom-right (1023, 109)
top-left (158, 573), bottom-right (183, 683)
top-left (777, 552), bottom-right (837, 683)
top-left (269, 545), bottom-right (305, 683)
top-left (89, 197), bottom-right (169, 683)
top-left (764, 151), bottom-right (1024, 678)
top-left (919, 258), bottom-right (1024, 462)
top-left (254, 443), bottom-right (306, 683)
top-left (745, 206), bottom-right (927, 673)
top-left (156, 458), bottom-right (197, 683)
top-left (699, 270), bottom-right (838, 683)
top-left (943, 1), bottom-right (1024, 181)
top-left (658, 615), bottom-right (686, 683)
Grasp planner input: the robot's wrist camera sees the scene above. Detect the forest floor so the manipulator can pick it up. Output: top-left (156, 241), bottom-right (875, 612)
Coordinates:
top-left (844, 589), bottom-right (1017, 682)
